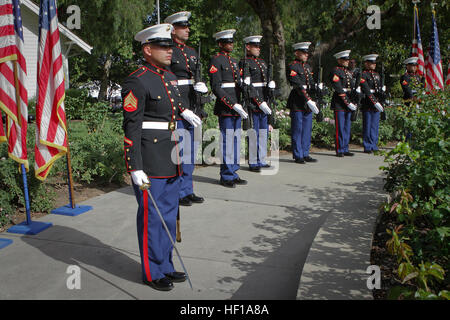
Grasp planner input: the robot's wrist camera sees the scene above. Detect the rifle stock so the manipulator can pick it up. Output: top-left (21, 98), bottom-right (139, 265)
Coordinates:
top-left (193, 42), bottom-right (212, 119)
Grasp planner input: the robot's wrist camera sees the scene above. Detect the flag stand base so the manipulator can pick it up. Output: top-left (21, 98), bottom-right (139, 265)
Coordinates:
top-left (0, 238), bottom-right (13, 249)
top-left (51, 204), bottom-right (93, 217)
top-left (7, 221), bottom-right (52, 235)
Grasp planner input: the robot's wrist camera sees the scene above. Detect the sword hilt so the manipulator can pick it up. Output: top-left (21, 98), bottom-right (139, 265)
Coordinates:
top-left (139, 183), bottom-right (151, 190)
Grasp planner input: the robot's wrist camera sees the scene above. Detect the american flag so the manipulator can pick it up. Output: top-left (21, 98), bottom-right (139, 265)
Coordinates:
top-left (0, 0), bottom-right (28, 169)
top-left (411, 6), bottom-right (425, 77)
top-left (34, 0), bottom-right (67, 180)
top-left (424, 11), bottom-right (444, 91)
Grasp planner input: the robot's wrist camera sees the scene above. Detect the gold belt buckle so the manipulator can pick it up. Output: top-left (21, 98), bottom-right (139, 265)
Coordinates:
top-left (169, 121), bottom-right (176, 131)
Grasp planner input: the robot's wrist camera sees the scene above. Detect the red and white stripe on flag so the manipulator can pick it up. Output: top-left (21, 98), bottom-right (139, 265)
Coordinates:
top-left (34, 0), bottom-right (67, 180)
top-left (424, 11), bottom-right (444, 91)
top-left (412, 7), bottom-right (425, 77)
top-left (446, 61), bottom-right (450, 87)
top-left (0, 0), bottom-right (29, 170)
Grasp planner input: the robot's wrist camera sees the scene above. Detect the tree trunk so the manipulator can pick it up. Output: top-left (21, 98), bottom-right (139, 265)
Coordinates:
top-left (246, 0), bottom-right (289, 99)
top-left (98, 54), bottom-right (112, 101)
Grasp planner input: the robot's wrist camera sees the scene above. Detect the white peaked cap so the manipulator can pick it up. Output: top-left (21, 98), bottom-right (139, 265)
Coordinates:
top-left (363, 54), bottom-right (379, 62)
top-left (404, 57), bottom-right (419, 65)
top-left (134, 24), bottom-right (174, 45)
top-left (164, 11), bottom-right (191, 25)
top-left (293, 42), bottom-right (311, 51)
top-left (334, 50), bottom-right (351, 59)
top-left (243, 35), bottom-right (263, 44)
top-left (214, 29), bottom-right (236, 41)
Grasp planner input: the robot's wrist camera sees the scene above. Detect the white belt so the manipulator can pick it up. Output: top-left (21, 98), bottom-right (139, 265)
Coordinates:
top-left (342, 88), bottom-right (351, 92)
top-left (252, 82), bottom-right (267, 87)
top-left (221, 83), bottom-right (236, 88)
top-left (370, 89), bottom-right (376, 93)
top-left (177, 79), bottom-right (195, 86)
top-left (142, 121), bottom-right (177, 130)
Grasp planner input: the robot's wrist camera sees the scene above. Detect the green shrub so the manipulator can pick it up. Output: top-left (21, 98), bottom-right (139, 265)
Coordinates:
top-left (0, 126), bottom-right (56, 227)
top-left (380, 88), bottom-right (450, 300)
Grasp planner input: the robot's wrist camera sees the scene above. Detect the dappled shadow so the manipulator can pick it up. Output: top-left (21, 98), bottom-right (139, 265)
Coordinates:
top-left (217, 175), bottom-right (385, 300)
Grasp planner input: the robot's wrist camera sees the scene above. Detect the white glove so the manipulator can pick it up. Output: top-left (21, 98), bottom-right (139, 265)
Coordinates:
top-left (356, 86), bottom-right (361, 94)
top-left (244, 77), bottom-right (251, 85)
top-left (382, 85), bottom-right (386, 92)
top-left (307, 100), bottom-right (320, 114)
top-left (193, 82), bottom-right (208, 93)
top-left (268, 80), bottom-right (276, 89)
top-left (259, 101), bottom-right (272, 115)
top-left (232, 103), bottom-right (248, 119)
top-left (318, 83), bottom-right (324, 90)
top-left (348, 103), bottom-right (357, 111)
top-left (181, 109), bottom-right (202, 127)
top-left (131, 170), bottom-right (149, 187)
top-left (374, 102), bottom-right (384, 112)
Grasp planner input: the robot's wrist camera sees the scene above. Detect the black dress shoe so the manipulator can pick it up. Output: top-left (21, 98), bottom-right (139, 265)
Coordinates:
top-left (179, 196), bottom-right (192, 206)
top-left (336, 153), bottom-right (344, 157)
top-left (261, 164), bottom-right (271, 168)
top-left (304, 156), bottom-right (317, 163)
top-left (344, 152), bottom-right (354, 156)
top-left (249, 166), bottom-right (261, 172)
top-left (234, 177), bottom-right (247, 185)
top-left (364, 150), bottom-right (372, 154)
top-left (187, 193), bottom-right (204, 203)
top-left (295, 158), bottom-right (305, 164)
top-left (143, 278), bottom-right (174, 291)
top-left (165, 272), bottom-right (186, 283)
top-left (220, 179), bottom-right (236, 188)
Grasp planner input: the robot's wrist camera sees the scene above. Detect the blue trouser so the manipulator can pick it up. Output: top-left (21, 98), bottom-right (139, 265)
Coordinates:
top-left (291, 111), bottom-right (313, 159)
top-left (133, 177), bottom-right (180, 282)
top-left (362, 110), bottom-right (380, 151)
top-left (249, 112), bottom-right (268, 168)
top-left (334, 110), bottom-right (352, 154)
top-left (219, 116), bottom-right (241, 181)
top-left (177, 119), bottom-right (198, 199)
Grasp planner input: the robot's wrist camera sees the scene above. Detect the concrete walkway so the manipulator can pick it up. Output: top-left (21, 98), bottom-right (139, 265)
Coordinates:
top-left (0, 149), bottom-right (386, 300)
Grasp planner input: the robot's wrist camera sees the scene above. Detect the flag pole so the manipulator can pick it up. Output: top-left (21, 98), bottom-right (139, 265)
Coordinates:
top-left (13, 60), bottom-right (30, 225)
top-left (7, 61), bottom-right (52, 235)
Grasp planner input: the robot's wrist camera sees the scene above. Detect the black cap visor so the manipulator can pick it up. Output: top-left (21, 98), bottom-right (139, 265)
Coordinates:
top-left (173, 21), bottom-right (191, 27)
top-left (144, 38), bottom-right (174, 47)
top-left (218, 38), bottom-right (234, 44)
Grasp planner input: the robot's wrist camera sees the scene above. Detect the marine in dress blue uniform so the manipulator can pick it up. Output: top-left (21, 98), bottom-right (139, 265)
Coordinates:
top-left (121, 24), bottom-right (187, 291)
top-left (286, 42), bottom-right (319, 164)
top-left (359, 54), bottom-right (385, 153)
top-left (239, 35), bottom-right (274, 172)
top-left (400, 57), bottom-right (424, 105)
top-left (165, 11), bottom-right (206, 206)
top-left (330, 50), bottom-right (357, 157)
top-left (400, 57), bottom-right (424, 141)
top-left (208, 29), bottom-right (249, 188)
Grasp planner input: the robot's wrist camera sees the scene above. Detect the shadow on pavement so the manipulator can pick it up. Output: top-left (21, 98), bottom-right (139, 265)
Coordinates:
top-left (219, 176), bottom-right (384, 300)
top-left (21, 226), bottom-right (142, 296)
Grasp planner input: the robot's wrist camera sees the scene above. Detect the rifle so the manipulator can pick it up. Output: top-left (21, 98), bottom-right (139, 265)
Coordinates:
top-left (241, 46), bottom-right (253, 130)
top-left (379, 62), bottom-right (387, 121)
top-left (193, 42), bottom-right (212, 119)
top-left (350, 61), bottom-right (362, 122)
top-left (267, 47), bottom-right (277, 126)
top-left (314, 53), bottom-right (327, 122)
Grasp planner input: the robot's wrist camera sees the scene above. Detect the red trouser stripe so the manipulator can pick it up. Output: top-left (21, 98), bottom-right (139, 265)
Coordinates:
top-left (335, 111), bottom-right (340, 153)
top-left (142, 189), bottom-right (152, 281)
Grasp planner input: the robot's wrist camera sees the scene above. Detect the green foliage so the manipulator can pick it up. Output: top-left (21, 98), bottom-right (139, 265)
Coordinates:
top-left (380, 88), bottom-right (450, 300)
top-left (0, 127), bottom-right (56, 227)
top-left (52, 105), bottom-right (126, 185)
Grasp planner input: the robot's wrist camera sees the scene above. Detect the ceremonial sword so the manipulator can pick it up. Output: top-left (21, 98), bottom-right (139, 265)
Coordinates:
top-left (140, 183), bottom-right (193, 290)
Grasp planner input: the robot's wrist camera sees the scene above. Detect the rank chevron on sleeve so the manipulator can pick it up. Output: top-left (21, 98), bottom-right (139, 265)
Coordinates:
top-left (124, 91), bottom-right (138, 112)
